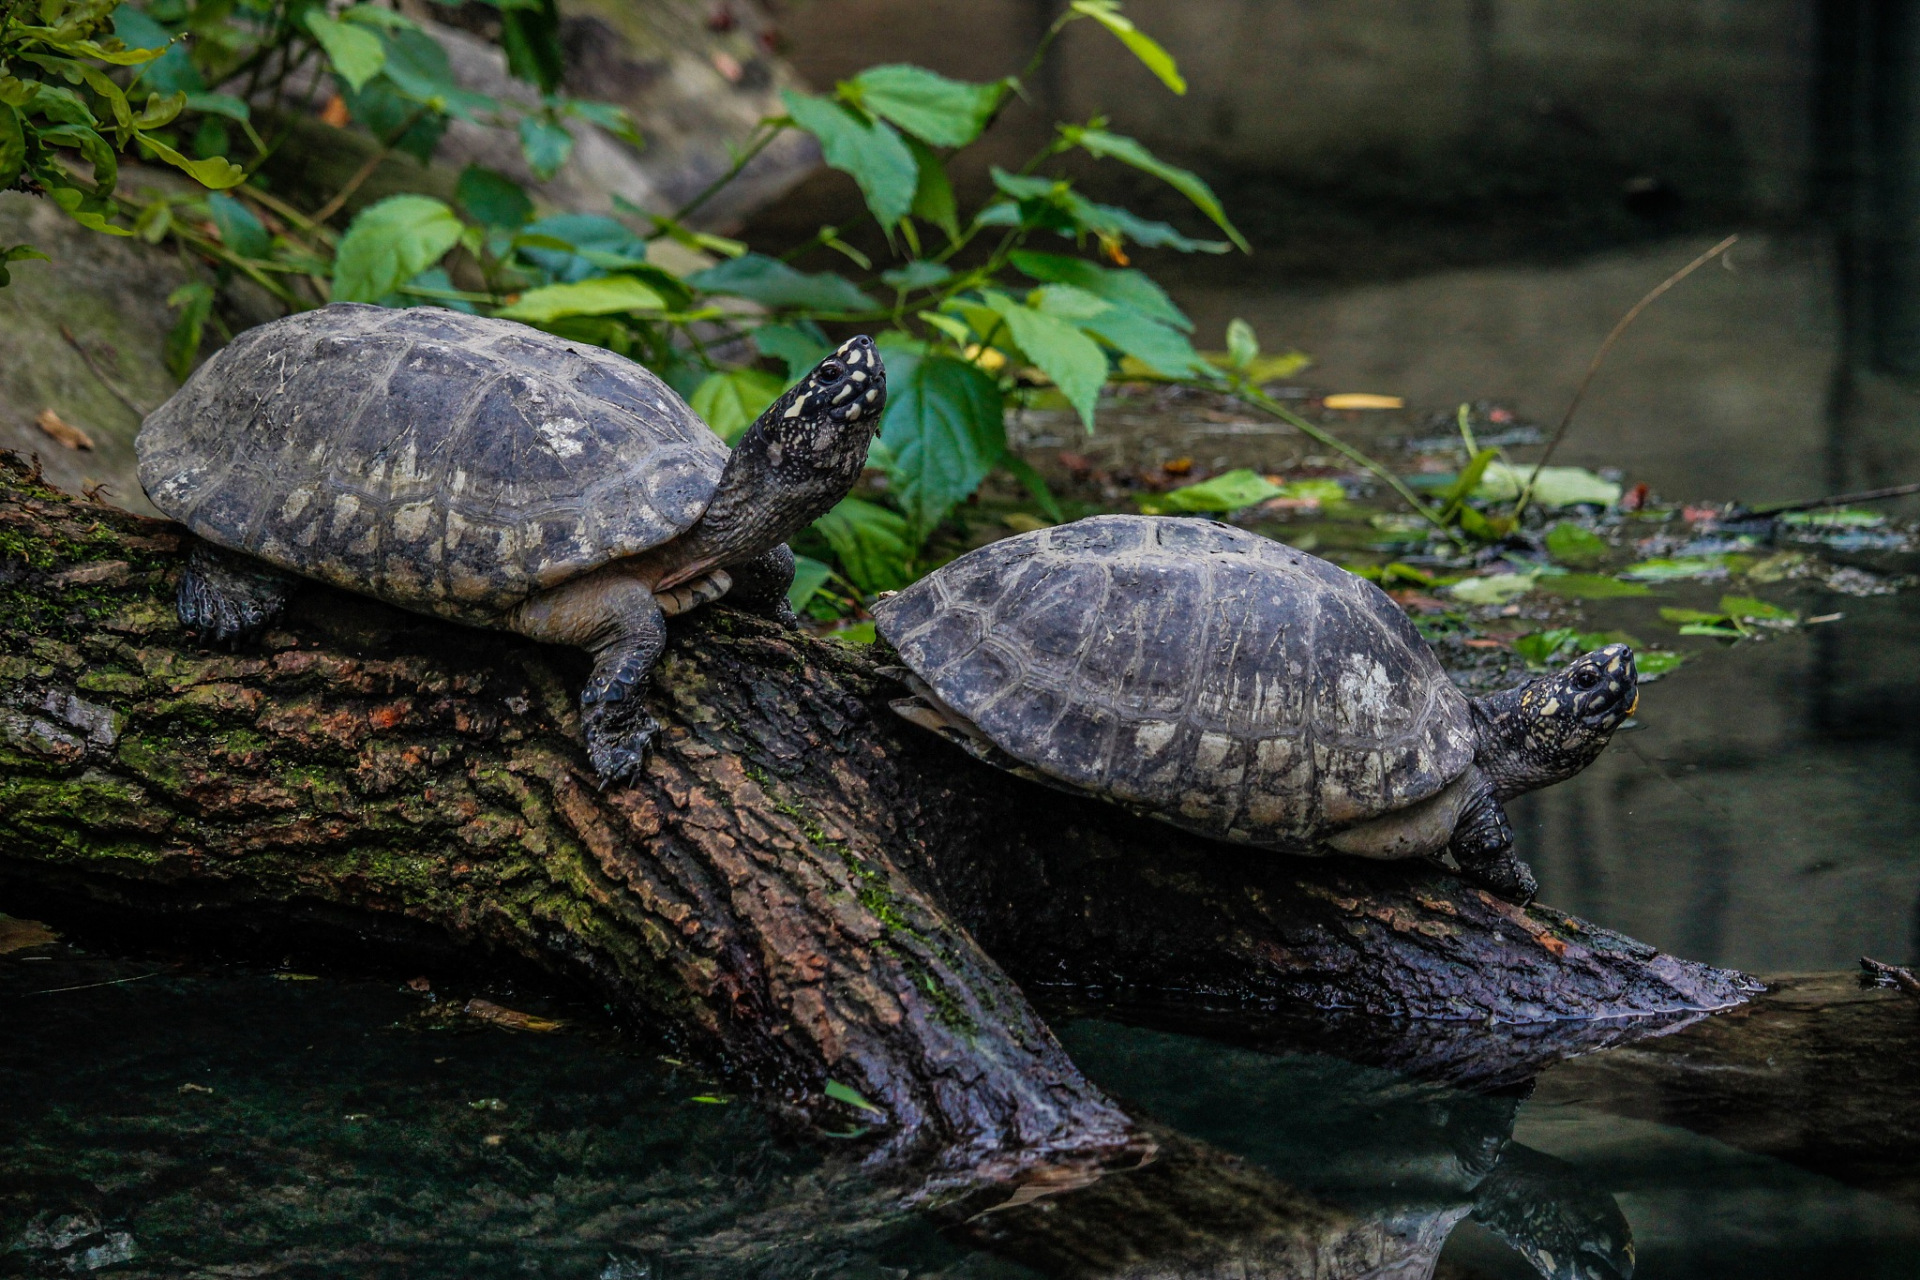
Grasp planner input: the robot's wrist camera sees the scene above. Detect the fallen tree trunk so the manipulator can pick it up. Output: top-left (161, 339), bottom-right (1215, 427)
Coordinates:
top-left (0, 459), bottom-right (1758, 1174)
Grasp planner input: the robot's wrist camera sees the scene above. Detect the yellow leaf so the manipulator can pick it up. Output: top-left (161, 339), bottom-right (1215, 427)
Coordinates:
top-left (1323, 393), bottom-right (1405, 410)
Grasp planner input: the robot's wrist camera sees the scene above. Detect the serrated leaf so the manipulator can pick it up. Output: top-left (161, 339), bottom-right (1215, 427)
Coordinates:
top-left (687, 252), bottom-right (876, 311)
top-left (690, 366), bottom-right (786, 444)
top-left (332, 194), bottom-right (463, 303)
top-left (846, 65), bottom-right (1006, 148)
top-left (881, 260), bottom-right (952, 292)
top-left (752, 322), bottom-right (832, 379)
top-left (1069, 0), bottom-right (1187, 93)
top-left (783, 89), bottom-right (918, 227)
top-left (813, 498), bottom-right (914, 594)
top-left (518, 116), bottom-right (574, 180)
top-left (513, 213), bottom-right (648, 283)
top-left (984, 293), bottom-right (1108, 429)
top-left (305, 12), bottom-right (386, 92)
top-left (878, 348), bottom-right (1007, 538)
top-left (206, 192), bottom-right (268, 260)
top-left (495, 274), bottom-right (668, 323)
top-left (1063, 126), bottom-right (1246, 251)
top-left (456, 164), bottom-right (533, 229)
top-left (1009, 250), bottom-right (1189, 329)
top-left (905, 134), bottom-right (958, 240)
top-left (1080, 304), bottom-right (1208, 378)
top-left (1138, 468), bottom-right (1280, 514)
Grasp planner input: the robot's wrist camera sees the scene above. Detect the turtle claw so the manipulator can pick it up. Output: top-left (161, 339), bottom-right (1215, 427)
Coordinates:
top-left (583, 698), bottom-right (660, 787)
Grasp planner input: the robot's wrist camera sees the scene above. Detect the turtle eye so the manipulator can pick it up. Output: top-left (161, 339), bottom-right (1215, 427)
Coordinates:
top-left (1572, 666), bottom-right (1601, 690)
top-left (819, 361), bottom-right (846, 383)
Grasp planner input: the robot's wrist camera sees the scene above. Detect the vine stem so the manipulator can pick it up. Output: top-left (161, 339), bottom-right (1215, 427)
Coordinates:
top-left (1513, 233), bottom-right (1739, 521)
top-left (667, 121), bottom-right (783, 227)
top-left (1229, 380), bottom-right (1467, 549)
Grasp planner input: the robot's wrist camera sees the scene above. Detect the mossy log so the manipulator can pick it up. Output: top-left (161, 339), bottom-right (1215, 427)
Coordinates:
top-left (0, 460), bottom-right (1758, 1176)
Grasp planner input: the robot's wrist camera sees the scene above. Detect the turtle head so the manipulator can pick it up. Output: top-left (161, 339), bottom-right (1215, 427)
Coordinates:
top-left (1470, 643), bottom-right (1637, 800)
top-left (667, 337), bottom-right (886, 582)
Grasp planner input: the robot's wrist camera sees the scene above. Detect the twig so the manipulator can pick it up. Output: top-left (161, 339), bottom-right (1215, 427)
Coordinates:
top-left (1746, 482), bottom-right (1920, 518)
top-left (18, 972), bottom-right (162, 997)
top-left (308, 105), bottom-right (430, 226)
top-left (1515, 234), bottom-right (1740, 520)
top-left (1861, 956), bottom-right (1920, 1001)
top-left (669, 122), bottom-right (783, 227)
top-left (59, 326), bottom-right (153, 419)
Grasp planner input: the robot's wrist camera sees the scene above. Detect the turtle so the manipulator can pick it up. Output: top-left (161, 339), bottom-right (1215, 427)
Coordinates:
top-left (136, 302), bottom-right (886, 783)
top-left (871, 514), bottom-right (1637, 902)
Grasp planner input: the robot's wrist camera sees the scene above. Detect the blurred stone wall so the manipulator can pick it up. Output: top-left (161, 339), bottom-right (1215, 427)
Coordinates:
top-left (777, 0), bottom-right (1818, 220)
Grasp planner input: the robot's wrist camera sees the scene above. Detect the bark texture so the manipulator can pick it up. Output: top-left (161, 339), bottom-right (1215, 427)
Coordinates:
top-left (0, 460), bottom-right (1759, 1174)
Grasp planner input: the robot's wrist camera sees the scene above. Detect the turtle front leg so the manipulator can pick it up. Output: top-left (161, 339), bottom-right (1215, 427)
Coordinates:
top-left (510, 570), bottom-right (668, 786)
top-left (1449, 772), bottom-right (1538, 904)
top-left (723, 544), bottom-right (802, 630)
top-left (177, 543), bottom-right (297, 646)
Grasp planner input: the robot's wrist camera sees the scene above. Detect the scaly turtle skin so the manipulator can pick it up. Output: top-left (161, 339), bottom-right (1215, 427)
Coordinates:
top-left (872, 515), bottom-right (1636, 902)
top-left (138, 303), bottom-right (885, 783)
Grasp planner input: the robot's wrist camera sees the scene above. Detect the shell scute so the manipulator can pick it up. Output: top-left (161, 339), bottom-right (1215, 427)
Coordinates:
top-left (136, 305), bottom-right (731, 620)
top-left (873, 513), bottom-right (1477, 851)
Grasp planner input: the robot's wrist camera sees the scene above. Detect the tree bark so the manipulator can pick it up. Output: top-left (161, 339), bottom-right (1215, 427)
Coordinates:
top-left (0, 459), bottom-right (1759, 1176)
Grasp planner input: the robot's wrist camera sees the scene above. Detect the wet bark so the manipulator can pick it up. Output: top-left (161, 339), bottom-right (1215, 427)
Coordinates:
top-left (0, 460), bottom-right (1757, 1174)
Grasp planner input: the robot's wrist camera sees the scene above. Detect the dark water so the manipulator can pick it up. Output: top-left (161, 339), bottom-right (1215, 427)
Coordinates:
top-left (10, 233), bottom-right (1920, 1276)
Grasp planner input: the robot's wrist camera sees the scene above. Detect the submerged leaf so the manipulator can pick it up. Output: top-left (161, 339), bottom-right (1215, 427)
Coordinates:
top-left (1544, 522), bottom-right (1610, 568)
top-left (1447, 573), bottom-right (1539, 605)
top-left (1476, 462), bottom-right (1621, 508)
top-left (1536, 574), bottom-right (1650, 600)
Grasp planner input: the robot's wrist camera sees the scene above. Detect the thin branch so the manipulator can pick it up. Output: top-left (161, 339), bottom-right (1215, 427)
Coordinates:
top-left (1746, 482), bottom-right (1920, 517)
top-left (308, 105), bottom-right (430, 227)
top-left (1515, 233), bottom-right (1740, 520)
top-left (669, 121), bottom-right (783, 227)
top-left (59, 325), bottom-right (152, 419)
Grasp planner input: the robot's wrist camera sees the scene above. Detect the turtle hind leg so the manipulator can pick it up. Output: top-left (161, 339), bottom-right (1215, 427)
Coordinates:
top-left (511, 571), bottom-right (668, 787)
top-left (723, 543), bottom-right (801, 629)
top-left (1449, 775), bottom-right (1538, 904)
top-left (177, 543), bottom-right (296, 646)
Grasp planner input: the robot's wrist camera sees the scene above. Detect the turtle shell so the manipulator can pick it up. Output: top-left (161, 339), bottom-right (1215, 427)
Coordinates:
top-left (137, 304), bottom-right (729, 621)
top-left (872, 515), bottom-right (1476, 850)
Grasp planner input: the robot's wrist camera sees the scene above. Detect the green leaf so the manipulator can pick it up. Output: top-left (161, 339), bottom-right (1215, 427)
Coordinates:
top-left (881, 260), bottom-right (952, 292)
top-left (495, 274), bottom-right (668, 322)
top-left (1225, 318), bottom-right (1258, 370)
top-left (1475, 461), bottom-right (1621, 508)
top-left (1544, 522), bottom-right (1610, 568)
top-left (332, 195), bottom-right (464, 303)
top-left (456, 165), bottom-right (533, 229)
top-left (1081, 305), bottom-right (1209, 378)
top-left (45, 184), bottom-right (131, 235)
top-left (206, 192), bottom-right (268, 260)
top-left (813, 498), bottom-right (915, 594)
top-left (1778, 507), bottom-right (1886, 528)
top-left (37, 124), bottom-right (116, 194)
top-left (1010, 250), bottom-right (1189, 329)
top-left (878, 348), bottom-right (1008, 538)
top-left (513, 214), bottom-right (649, 283)
top-left (1138, 468), bottom-right (1281, 514)
top-left (1000, 453), bottom-right (1064, 523)
top-left (182, 92), bottom-right (249, 123)
top-left (823, 1079), bottom-right (885, 1115)
top-left (0, 106), bottom-right (24, 190)
top-left (905, 134), bottom-right (959, 240)
top-left (1069, 0), bottom-right (1187, 93)
top-left (1637, 650), bottom-right (1686, 678)
top-left (752, 322), bottom-right (832, 380)
top-left (305, 12), bottom-right (387, 92)
top-left (1720, 595), bottom-right (1798, 624)
top-left (1448, 572), bottom-right (1540, 605)
top-left (164, 281), bottom-right (214, 381)
top-left (984, 292), bottom-right (1108, 429)
top-left (788, 555), bottom-right (834, 612)
top-left (1062, 126), bottom-right (1247, 251)
top-left (687, 252), bottom-right (877, 311)
top-left (1678, 622), bottom-right (1744, 638)
top-left (1536, 574), bottom-right (1651, 600)
top-left (1621, 556), bottom-right (1732, 583)
top-left (845, 65), bottom-right (1007, 148)
top-left (133, 131), bottom-right (244, 189)
top-left (0, 243), bottom-right (50, 289)
top-left (518, 116), bottom-right (574, 181)
top-left (827, 621), bottom-right (877, 647)
top-left (782, 89), bottom-right (918, 227)
top-left (1514, 628), bottom-right (1580, 666)
top-left (498, 0), bottom-right (564, 93)
top-left (1660, 607), bottom-right (1730, 625)
top-left (690, 367), bottom-right (787, 444)
top-left (1439, 447), bottom-right (1500, 513)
